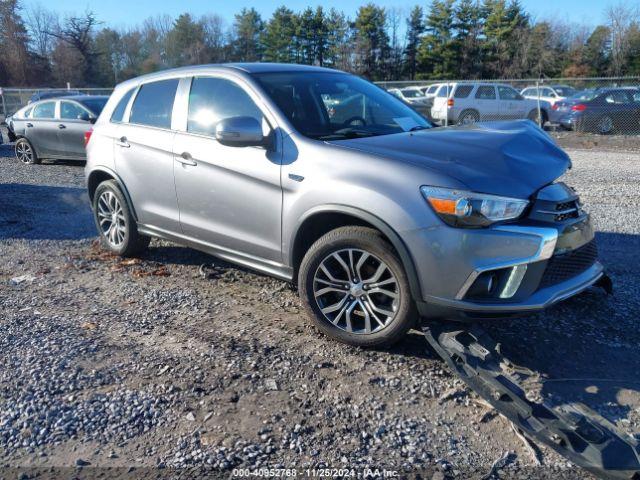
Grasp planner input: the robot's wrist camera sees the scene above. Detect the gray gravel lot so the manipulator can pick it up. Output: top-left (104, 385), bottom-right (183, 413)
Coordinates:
top-left (1, 140), bottom-right (639, 479)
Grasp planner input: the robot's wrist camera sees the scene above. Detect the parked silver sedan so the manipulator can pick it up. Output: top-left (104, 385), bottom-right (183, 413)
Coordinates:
top-left (11, 95), bottom-right (108, 164)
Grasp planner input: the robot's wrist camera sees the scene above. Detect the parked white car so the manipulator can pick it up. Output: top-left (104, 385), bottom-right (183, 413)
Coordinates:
top-left (389, 86), bottom-right (430, 106)
top-left (431, 82), bottom-right (550, 125)
top-left (520, 85), bottom-right (577, 107)
top-left (421, 83), bottom-right (441, 98)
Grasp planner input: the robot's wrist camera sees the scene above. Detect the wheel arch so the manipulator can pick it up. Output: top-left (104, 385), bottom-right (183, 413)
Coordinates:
top-left (289, 205), bottom-right (422, 300)
top-left (87, 167), bottom-right (139, 221)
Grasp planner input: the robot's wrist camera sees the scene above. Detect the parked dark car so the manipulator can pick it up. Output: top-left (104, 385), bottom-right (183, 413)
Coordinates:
top-left (550, 88), bottom-right (640, 134)
top-left (28, 89), bottom-right (84, 104)
top-left (11, 95), bottom-right (108, 164)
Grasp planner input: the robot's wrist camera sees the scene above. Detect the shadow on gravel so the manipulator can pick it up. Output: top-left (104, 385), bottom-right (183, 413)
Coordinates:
top-left (0, 143), bottom-right (13, 157)
top-left (0, 183), bottom-right (94, 240)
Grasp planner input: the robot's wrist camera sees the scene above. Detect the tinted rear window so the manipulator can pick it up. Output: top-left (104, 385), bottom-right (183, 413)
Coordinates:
top-left (111, 88), bottom-right (135, 123)
top-left (454, 85), bottom-right (473, 98)
top-left (129, 79), bottom-right (179, 129)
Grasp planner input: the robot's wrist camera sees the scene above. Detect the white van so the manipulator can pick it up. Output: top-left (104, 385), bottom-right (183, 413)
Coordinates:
top-left (431, 82), bottom-right (550, 126)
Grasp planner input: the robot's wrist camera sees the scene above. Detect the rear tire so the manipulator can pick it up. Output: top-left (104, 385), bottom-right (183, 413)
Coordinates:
top-left (298, 226), bottom-right (416, 347)
top-left (596, 115), bottom-right (614, 135)
top-left (457, 110), bottom-right (479, 125)
top-left (527, 109), bottom-right (548, 127)
top-left (92, 180), bottom-right (150, 257)
top-left (15, 138), bottom-right (39, 165)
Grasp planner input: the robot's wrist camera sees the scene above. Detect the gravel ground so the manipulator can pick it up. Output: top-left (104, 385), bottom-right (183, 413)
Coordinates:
top-left (1, 139), bottom-right (639, 479)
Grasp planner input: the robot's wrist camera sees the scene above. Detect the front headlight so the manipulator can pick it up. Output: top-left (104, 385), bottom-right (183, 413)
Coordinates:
top-left (420, 186), bottom-right (529, 228)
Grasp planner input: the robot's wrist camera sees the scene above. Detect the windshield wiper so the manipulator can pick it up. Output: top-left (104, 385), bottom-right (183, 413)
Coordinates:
top-left (409, 125), bottom-right (430, 132)
top-left (317, 130), bottom-right (379, 140)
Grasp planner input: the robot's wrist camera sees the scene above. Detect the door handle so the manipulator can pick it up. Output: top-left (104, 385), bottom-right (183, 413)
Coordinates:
top-left (26, 123), bottom-right (33, 128)
top-left (176, 152), bottom-right (197, 166)
top-left (116, 136), bottom-right (130, 148)
top-left (58, 124), bottom-right (66, 129)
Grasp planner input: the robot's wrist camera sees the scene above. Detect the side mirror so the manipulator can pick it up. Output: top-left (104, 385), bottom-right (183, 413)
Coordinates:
top-left (215, 116), bottom-right (266, 147)
top-left (77, 112), bottom-right (92, 122)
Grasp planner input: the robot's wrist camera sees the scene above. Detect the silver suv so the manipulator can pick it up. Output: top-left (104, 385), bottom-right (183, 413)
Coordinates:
top-left (85, 63), bottom-right (604, 347)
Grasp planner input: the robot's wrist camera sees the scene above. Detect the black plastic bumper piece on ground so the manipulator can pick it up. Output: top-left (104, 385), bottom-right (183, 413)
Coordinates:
top-left (423, 322), bottom-right (640, 480)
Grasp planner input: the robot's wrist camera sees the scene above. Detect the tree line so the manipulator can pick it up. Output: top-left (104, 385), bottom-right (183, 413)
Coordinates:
top-left (1, 0), bottom-right (639, 88)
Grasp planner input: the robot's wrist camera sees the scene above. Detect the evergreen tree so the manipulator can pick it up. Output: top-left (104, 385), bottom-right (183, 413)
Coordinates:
top-left (325, 8), bottom-right (352, 70)
top-left (417, 0), bottom-right (457, 79)
top-left (454, 0), bottom-right (483, 78)
top-left (353, 3), bottom-right (390, 80)
top-left (404, 6), bottom-right (424, 79)
top-left (262, 6), bottom-right (298, 63)
top-left (165, 13), bottom-right (206, 67)
top-left (0, 0), bottom-right (35, 85)
top-left (232, 8), bottom-right (264, 61)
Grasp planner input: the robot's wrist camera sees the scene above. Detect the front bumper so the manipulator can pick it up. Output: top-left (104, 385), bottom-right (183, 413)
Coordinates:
top-left (404, 186), bottom-right (602, 319)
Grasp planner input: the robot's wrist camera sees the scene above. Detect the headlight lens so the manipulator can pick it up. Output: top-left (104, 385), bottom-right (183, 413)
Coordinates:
top-left (420, 186), bottom-right (529, 227)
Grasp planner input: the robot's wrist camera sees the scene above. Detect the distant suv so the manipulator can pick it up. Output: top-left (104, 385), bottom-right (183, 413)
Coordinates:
top-left (521, 85), bottom-right (577, 106)
top-left (85, 63), bottom-right (604, 347)
top-left (431, 82), bottom-right (550, 126)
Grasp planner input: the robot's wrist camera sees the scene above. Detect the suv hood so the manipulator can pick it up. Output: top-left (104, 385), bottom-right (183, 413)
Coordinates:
top-left (329, 120), bottom-right (570, 199)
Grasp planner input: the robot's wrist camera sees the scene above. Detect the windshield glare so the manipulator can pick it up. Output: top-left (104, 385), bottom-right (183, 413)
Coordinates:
top-left (554, 87), bottom-right (576, 96)
top-left (402, 89), bottom-right (423, 98)
top-left (571, 90), bottom-right (598, 101)
top-left (253, 72), bottom-right (431, 140)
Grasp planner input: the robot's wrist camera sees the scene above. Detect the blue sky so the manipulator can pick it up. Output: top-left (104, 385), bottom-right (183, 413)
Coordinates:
top-left (25, 0), bottom-right (609, 30)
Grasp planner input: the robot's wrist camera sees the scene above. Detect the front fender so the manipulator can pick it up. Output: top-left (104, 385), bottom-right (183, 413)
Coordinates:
top-left (287, 203), bottom-right (424, 302)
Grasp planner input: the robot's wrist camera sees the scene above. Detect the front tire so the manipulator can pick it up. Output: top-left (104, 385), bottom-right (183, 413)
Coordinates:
top-left (298, 227), bottom-right (416, 347)
top-left (15, 138), bottom-right (39, 165)
top-left (92, 180), bottom-right (150, 257)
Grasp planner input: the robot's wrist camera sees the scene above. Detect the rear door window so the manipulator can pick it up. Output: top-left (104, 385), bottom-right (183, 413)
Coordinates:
top-left (603, 91), bottom-right (632, 104)
top-left (60, 101), bottom-right (88, 120)
top-left (129, 79), bottom-right (179, 129)
top-left (475, 86), bottom-right (496, 100)
top-left (454, 85), bottom-right (473, 98)
top-left (32, 101), bottom-right (56, 119)
top-left (498, 86), bottom-right (520, 100)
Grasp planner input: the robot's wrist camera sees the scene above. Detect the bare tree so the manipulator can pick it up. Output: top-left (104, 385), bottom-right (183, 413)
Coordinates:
top-left (46, 11), bottom-right (100, 84)
top-left (606, 1), bottom-right (640, 75)
top-left (25, 2), bottom-right (58, 58)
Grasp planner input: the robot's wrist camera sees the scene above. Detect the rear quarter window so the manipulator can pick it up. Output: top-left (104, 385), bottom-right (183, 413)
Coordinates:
top-left (110, 88), bottom-right (135, 123)
top-left (436, 85), bottom-right (452, 98)
top-left (129, 79), bottom-right (179, 129)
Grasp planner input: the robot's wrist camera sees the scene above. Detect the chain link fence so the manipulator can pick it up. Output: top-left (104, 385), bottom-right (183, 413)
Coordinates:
top-left (3, 78), bottom-right (640, 136)
top-left (376, 77), bottom-right (640, 135)
top-left (0, 87), bottom-right (114, 121)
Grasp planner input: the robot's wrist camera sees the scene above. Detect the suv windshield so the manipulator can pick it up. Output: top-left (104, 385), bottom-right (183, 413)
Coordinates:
top-left (253, 72), bottom-right (431, 140)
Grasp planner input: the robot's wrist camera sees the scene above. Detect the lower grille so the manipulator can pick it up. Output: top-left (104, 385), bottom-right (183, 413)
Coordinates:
top-left (539, 240), bottom-right (598, 288)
